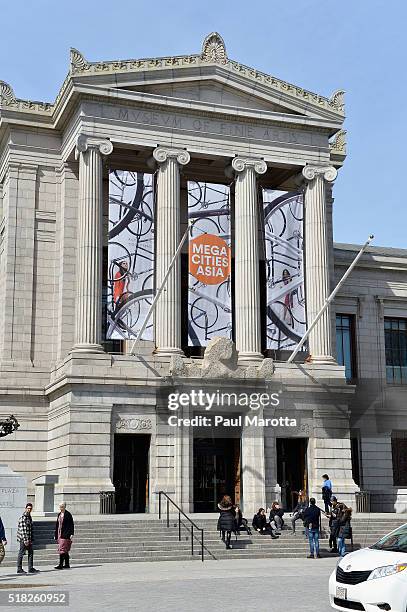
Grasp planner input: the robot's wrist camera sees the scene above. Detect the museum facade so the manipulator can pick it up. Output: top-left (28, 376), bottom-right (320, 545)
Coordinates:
top-left (0, 33), bottom-right (406, 515)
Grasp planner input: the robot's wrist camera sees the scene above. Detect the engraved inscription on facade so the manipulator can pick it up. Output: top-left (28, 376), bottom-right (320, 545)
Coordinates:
top-left (84, 102), bottom-right (327, 147)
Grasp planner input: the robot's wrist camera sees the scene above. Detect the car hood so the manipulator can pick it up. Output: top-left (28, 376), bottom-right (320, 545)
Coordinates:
top-left (338, 547), bottom-right (407, 571)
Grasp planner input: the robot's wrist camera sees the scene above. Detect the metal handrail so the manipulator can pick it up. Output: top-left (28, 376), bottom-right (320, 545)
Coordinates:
top-left (158, 491), bottom-right (205, 562)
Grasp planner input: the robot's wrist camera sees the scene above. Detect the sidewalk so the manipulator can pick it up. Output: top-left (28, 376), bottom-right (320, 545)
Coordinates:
top-left (0, 557), bottom-right (338, 612)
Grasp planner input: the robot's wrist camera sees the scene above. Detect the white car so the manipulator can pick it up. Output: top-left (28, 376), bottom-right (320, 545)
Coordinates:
top-left (329, 523), bottom-right (407, 612)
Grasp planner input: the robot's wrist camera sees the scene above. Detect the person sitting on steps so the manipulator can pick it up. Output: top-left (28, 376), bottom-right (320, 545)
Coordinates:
top-left (269, 501), bottom-right (284, 534)
top-left (234, 504), bottom-right (251, 535)
top-left (291, 490), bottom-right (308, 534)
top-left (252, 508), bottom-right (278, 539)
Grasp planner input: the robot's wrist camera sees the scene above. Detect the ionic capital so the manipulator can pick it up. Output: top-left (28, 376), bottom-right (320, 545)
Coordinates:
top-left (153, 146), bottom-right (190, 166)
top-left (232, 157), bottom-right (267, 175)
top-left (302, 164), bottom-right (337, 183)
top-left (75, 134), bottom-right (113, 158)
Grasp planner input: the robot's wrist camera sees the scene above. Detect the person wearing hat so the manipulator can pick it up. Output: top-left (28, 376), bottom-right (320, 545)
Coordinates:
top-left (326, 496), bottom-right (341, 553)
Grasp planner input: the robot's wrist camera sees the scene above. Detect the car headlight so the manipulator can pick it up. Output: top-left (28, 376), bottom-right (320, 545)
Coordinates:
top-left (367, 564), bottom-right (407, 580)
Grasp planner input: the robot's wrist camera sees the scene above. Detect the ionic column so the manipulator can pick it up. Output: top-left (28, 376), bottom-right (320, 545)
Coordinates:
top-left (72, 135), bottom-right (113, 353)
top-left (153, 147), bottom-right (190, 355)
top-left (302, 164), bottom-right (337, 363)
top-left (232, 157), bottom-right (267, 361)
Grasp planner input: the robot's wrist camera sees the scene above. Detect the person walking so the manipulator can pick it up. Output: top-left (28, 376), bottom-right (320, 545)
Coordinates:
top-left (252, 508), bottom-right (278, 539)
top-left (217, 495), bottom-right (236, 550)
top-left (0, 515), bottom-right (7, 565)
top-left (291, 491), bottom-right (308, 534)
top-left (54, 503), bottom-right (74, 569)
top-left (303, 498), bottom-right (322, 559)
top-left (269, 502), bottom-right (284, 534)
top-left (337, 507), bottom-right (353, 557)
top-left (322, 474), bottom-right (333, 513)
top-left (17, 503), bottom-right (39, 574)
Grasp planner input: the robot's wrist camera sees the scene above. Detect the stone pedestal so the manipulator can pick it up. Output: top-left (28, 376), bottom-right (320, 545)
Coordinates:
top-left (232, 157), bottom-right (267, 362)
top-left (72, 135), bottom-right (113, 353)
top-left (0, 464), bottom-right (27, 552)
top-left (153, 147), bottom-right (190, 356)
top-left (32, 474), bottom-right (59, 516)
top-left (303, 165), bottom-right (337, 363)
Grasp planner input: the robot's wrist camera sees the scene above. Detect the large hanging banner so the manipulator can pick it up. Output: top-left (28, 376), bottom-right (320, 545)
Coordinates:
top-left (262, 189), bottom-right (306, 351)
top-left (107, 171), bottom-right (154, 340)
top-left (188, 181), bottom-right (232, 346)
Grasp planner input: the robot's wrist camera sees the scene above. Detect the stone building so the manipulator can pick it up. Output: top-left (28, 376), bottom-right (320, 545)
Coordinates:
top-left (0, 33), bottom-right (406, 516)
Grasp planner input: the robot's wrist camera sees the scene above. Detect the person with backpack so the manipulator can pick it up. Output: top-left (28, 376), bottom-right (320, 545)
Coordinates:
top-left (337, 507), bottom-right (353, 557)
top-left (217, 495), bottom-right (236, 550)
top-left (302, 497), bottom-right (322, 559)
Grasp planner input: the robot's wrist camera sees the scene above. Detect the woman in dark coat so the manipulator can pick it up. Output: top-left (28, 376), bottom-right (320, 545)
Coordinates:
top-left (337, 507), bottom-right (352, 557)
top-left (54, 503), bottom-right (74, 569)
top-left (217, 495), bottom-right (236, 549)
top-left (252, 508), bottom-right (278, 539)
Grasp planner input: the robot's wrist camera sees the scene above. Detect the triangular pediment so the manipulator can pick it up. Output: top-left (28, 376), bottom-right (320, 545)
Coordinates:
top-left (0, 33), bottom-right (345, 129)
top-left (120, 80), bottom-right (302, 115)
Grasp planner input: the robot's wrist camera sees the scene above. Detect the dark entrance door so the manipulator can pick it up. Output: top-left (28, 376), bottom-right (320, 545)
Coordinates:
top-left (113, 434), bottom-right (150, 513)
top-left (193, 437), bottom-right (240, 512)
top-left (276, 437), bottom-right (308, 511)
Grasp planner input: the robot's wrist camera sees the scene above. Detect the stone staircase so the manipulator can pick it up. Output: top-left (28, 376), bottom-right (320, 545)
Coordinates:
top-left (1, 517), bottom-right (405, 567)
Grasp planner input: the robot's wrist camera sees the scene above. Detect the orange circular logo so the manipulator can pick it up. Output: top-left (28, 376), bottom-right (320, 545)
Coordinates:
top-left (189, 234), bottom-right (231, 285)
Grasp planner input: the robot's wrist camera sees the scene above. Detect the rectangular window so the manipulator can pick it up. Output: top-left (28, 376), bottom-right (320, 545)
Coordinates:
top-left (336, 314), bottom-right (356, 382)
top-left (391, 431), bottom-right (407, 486)
top-left (385, 318), bottom-right (407, 384)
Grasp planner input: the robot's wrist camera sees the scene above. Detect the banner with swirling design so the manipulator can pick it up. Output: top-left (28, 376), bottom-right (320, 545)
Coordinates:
top-left (262, 189), bottom-right (306, 351)
top-left (188, 181), bottom-right (232, 346)
top-left (107, 171), bottom-right (154, 340)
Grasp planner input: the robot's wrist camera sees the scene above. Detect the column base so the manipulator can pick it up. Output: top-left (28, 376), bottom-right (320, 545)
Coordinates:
top-left (237, 352), bottom-right (263, 363)
top-left (71, 343), bottom-right (105, 354)
top-left (154, 347), bottom-right (184, 357)
top-left (308, 354), bottom-right (336, 365)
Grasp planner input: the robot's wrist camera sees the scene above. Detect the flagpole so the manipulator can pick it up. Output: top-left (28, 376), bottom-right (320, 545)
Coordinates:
top-left (287, 234), bottom-right (374, 364)
top-left (129, 224), bottom-right (191, 356)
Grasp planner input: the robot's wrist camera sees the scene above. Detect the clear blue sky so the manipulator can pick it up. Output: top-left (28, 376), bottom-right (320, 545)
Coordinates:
top-left (1, 0), bottom-right (406, 248)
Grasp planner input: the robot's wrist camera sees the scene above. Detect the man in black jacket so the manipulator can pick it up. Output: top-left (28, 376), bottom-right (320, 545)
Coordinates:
top-left (302, 498), bottom-right (322, 559)
top-left (54, 503), bottom-right (74, 569)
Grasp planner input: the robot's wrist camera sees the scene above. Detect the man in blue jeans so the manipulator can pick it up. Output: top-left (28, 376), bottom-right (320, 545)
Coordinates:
top-left (302, 498), bottom-right (322, 559)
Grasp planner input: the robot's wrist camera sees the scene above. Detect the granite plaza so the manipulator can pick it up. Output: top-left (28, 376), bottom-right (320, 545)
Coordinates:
top-left (0, 33), bottom-right (406, 517)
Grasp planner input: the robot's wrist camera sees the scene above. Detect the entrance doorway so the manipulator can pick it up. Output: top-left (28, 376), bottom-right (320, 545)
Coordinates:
top-left (113, 434), bottom-right (150, 513)
top-left (276, 438), bottom-right (308, 511)
top-left (193, 438), bottom-right (240, 512)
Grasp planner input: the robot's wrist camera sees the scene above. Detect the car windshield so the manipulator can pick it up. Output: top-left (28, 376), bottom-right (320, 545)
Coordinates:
top-left (370, 524), bottom-right (407, 553)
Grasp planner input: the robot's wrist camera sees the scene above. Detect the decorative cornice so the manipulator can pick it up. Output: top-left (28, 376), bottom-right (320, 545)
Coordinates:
top-left (153, 146), bottom-right (190, 166)
top-left (75, 134), bottom-right (113, 157)
top-left (70, 48), bottom-right (89, 74)
top-left (201, 32), bottom-right (227, 64)
top-left (330, 129), bottom-right (347, 155)
top-left (0, 34), bottom-right (345, 119)
top-left (0, 80), bottom-right (16, 105)
top-left (302, 164), bottom-right (337, 183)
top-left (232, 156), bottom-right (267, 175)
top-left (0, 79), bottom-right (52, 113)
top-left (329, 90), bottom-right (345, 113)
